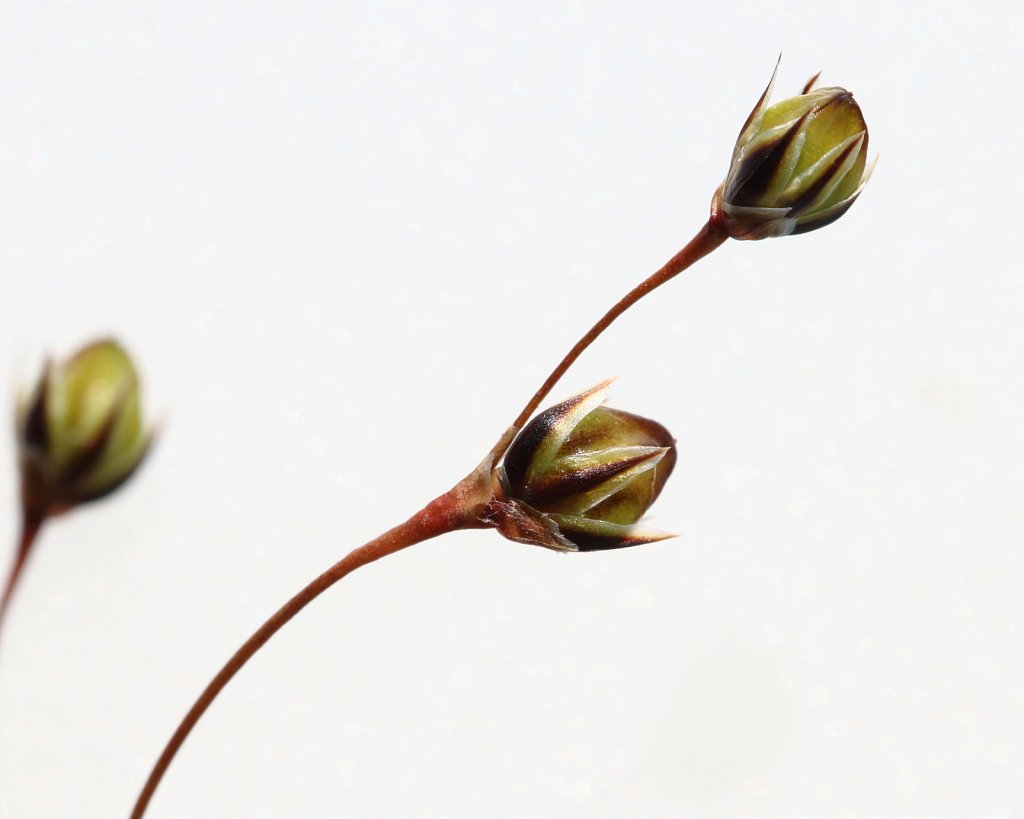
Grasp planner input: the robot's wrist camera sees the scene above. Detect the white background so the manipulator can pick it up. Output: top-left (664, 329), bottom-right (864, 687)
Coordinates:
top-left (1, 2), bottom-right (1022, 817)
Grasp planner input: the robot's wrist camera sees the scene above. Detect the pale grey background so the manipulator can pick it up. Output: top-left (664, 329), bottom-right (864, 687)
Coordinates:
top-left (1, 1), bottom-right (1022, 817)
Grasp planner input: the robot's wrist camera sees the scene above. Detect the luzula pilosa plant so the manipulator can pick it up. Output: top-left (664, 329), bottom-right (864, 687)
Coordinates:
top-left (114, 60), bottom-right (872, 817)
top-left (1, 339), bottom-right (151, 647)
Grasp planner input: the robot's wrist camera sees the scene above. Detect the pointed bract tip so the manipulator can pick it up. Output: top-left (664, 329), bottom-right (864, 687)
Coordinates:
top-left (802, 71), bottom-right (822, 94)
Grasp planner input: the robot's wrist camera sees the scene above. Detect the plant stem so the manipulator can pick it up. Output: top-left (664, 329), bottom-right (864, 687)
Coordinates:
top-left (131, 210), bottom-right (729, 816)
top-left (0, 513), bottom-right (44, 651)
top-left (129, 475), bottom-right (490, 819)
top-left (488, 213), bottom-right (729, 463)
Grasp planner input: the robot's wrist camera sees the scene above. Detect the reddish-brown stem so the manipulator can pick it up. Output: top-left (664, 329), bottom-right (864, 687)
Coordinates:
top-left (0, 513), bottom-right (45, 651)
top-left (129, 475), bottom-right (490, 819)
top-left (488, 214), bottom-right (729, 463)
top-left (131, 212), bottom-right (729, 817)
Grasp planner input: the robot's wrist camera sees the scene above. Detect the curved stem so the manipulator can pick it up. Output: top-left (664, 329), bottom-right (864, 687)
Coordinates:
top-left (488, 215), bottom-right (729, 463)
top-left (129, 480), bottom-right (488, 819)
top-left (0, 513), bottom-right (44, 651)
top-left (130, 210), bottom-right (729, 816)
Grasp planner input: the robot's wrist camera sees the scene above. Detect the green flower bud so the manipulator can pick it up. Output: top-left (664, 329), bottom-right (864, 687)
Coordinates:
top-left (713, 60), bottom-right (874, 240)
top-left (17, 339), bottom-right (152, 519)
top-left (487, 381), bottom-right (676, 552)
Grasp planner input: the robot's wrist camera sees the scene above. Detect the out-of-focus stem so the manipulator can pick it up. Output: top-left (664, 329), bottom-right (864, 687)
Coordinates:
top-left (0, 513), bottom-right (45, 651)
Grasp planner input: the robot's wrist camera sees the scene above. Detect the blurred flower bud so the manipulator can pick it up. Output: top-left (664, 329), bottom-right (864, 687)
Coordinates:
top-left (713, 60), bottom-right (874, 240)
top-left (486, 380), bottom-right (676, 552)
top-left (16, 339), bottom-right (152, 520)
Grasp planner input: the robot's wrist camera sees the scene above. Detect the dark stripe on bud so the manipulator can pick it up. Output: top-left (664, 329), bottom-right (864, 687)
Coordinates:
top-left (786, 133), bottom-right (864, 214)
top-left (727, 112), bottom-right (811, 207)
top-left (56, 402), bottom-right (123, 486)
top-left (502, 388), bottom-right (593, 491)
top-left (22, 373), bottom-right (49, 454)
top-left (526, 447), bottom-right (667, 507)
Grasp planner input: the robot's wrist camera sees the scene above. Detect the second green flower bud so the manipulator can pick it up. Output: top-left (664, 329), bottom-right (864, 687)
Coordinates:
top-left (487, 381), bottom-right (676, 552)
top-left (714, 60), bottom-right (873, 239)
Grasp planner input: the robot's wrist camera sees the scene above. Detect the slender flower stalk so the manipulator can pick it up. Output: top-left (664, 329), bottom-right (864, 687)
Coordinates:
top-left (488, 212), bottom-right (728, 464)
top-left (129, 462), bottom-right (495, 819)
